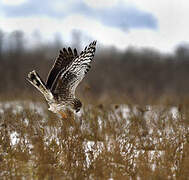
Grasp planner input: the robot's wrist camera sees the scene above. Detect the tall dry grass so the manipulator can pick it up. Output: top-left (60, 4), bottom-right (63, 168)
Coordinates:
top-left (1, 99), bottom-right (189, 179)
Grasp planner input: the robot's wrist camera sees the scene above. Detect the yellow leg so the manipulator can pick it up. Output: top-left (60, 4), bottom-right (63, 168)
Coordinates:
top-left (59, 111), bottom-right (68, 119)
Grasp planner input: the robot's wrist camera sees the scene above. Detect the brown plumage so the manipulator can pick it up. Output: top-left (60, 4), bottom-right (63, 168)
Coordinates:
top-left (27, 41), bottom-right (97, 117)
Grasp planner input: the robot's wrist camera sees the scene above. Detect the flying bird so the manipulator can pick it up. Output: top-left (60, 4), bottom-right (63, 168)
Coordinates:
top-left (27, 41), bottom-right (97, 118)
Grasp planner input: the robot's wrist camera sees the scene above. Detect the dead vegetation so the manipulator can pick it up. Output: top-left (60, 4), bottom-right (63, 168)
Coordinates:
top-left (1, 100), bottom-right (189, 179)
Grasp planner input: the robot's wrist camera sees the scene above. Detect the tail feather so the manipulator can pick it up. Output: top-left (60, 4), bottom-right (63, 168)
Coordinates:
top-left (27, 70), bottom-right (54, 101)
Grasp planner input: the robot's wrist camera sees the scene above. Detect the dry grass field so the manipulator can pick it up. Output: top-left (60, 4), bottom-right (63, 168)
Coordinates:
top-left (1, 97), bottom-right (189, 180)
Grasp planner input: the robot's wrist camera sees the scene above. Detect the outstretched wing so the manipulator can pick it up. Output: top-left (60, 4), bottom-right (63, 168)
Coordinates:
top-left (51, 41), bottom-right (97, 99)
top-left (46, 47), bottom-right (78, 89)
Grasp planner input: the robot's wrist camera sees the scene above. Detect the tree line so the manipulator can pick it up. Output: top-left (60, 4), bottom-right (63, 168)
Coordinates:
top-left (1, 30), bottom-right (189, 103)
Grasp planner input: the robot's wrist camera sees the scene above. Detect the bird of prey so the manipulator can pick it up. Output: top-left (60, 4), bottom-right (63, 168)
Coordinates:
top-left (27, 41), bottom-right (97, 118)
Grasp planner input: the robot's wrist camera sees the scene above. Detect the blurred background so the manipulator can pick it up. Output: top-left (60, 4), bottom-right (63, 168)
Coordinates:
top-left (0, 0), bottom-right (189, 103)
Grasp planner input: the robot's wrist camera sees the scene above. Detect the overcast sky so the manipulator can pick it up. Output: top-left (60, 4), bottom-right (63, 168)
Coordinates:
top-left (0, 0), bottom-right (188, 53)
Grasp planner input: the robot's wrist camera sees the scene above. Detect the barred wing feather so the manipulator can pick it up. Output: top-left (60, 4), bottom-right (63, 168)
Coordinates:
top-left (46, 47), bottom-right (78, 89)
top-left (51, 41), bottom-right (97, 99)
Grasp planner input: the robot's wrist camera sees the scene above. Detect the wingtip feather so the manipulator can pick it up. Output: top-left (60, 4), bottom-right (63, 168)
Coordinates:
top-left (27, 70), bottom-right (36, 79)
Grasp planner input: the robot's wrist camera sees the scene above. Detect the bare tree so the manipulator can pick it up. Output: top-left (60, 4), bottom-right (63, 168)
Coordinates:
top-left (175, 44), bottom-right (189, 61)
top-left (9, 30), bottom-right (25, 56)
top-left (0, 30), bottom-right (4, 59)
top-left (71, 30), bottom-right (81, 51)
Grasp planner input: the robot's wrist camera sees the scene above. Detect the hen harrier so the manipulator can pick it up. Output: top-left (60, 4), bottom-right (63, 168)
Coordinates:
top-left (27, 41), bottom-right (97, 118)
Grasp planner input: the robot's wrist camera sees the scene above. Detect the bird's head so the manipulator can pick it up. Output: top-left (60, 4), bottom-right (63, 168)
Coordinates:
top-left (73, 98), bottom-right (82, 113)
